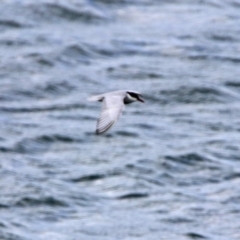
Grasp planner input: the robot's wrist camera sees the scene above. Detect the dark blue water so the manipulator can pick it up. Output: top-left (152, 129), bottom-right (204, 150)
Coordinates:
top-left (1, 0), bottom-right (240, 239)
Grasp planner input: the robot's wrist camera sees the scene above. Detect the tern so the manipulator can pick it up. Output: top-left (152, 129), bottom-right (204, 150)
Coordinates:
top-left (88, 90), bottom-right (144, 134)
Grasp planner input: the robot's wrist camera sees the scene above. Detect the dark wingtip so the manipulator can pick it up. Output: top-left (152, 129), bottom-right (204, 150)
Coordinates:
top-left (96, 130), bottom-right (101, 135)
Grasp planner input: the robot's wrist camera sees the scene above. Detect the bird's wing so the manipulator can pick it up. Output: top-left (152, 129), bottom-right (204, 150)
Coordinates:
top-left (96, 95), bottom-right (124, 134)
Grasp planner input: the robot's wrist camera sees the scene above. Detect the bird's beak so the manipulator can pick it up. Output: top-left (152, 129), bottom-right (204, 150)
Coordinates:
top-left (138, 96), bottom-right (144, 103)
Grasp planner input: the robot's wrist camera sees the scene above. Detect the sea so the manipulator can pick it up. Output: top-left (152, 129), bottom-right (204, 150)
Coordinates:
top-left (0, 0), bottom-right (240, 239)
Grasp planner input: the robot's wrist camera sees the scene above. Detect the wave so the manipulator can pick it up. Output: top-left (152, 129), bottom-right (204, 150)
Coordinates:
top-left (15, 196), bottom-right (68, 207)
top-left (117, 192), bottom-right (149, 199)
top-left (0, 134), bottom-right (83, 154)
top-left (146, 85), bottom-right (240, 104)
top-left (0, 102), bottom-right (84, 113)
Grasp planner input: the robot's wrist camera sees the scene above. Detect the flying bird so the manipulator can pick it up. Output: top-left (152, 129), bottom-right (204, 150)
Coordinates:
top-left (88, 90), bottom-right (144, 134)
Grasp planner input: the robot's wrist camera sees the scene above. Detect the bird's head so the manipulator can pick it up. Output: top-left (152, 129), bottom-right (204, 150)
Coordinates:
top-left (126, 91), bottom-right (144, 103)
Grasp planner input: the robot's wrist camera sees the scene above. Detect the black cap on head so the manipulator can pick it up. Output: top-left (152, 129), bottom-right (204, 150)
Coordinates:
top-left (127, 91), bottom-right (144, 102)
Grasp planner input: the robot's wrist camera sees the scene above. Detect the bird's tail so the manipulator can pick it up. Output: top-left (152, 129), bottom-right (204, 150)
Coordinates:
top-left (87, 94), bottom-right (104, 102)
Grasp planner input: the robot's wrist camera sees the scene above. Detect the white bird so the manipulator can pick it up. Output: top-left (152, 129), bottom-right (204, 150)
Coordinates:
top-left (88, 90), bottom-right (144, 134)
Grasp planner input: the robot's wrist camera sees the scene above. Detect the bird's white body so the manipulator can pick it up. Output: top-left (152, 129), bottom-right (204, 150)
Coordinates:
top-left (88, 90), bottom-right (144, 134)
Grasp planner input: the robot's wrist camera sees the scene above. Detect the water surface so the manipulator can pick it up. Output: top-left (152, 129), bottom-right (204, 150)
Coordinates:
top-left (1, 0), bottom-right (240, 239)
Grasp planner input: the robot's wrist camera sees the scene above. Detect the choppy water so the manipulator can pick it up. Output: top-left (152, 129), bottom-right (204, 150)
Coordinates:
top-left (1, 0), bottom-right (240, 239)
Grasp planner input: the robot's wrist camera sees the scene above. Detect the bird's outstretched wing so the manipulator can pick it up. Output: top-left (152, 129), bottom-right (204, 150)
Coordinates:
top-left (96, 95), bottom-right (124, 134)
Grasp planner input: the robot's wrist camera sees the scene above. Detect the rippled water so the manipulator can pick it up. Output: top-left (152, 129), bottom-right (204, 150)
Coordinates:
top-left (1, 0), bottom-right (240, 239)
